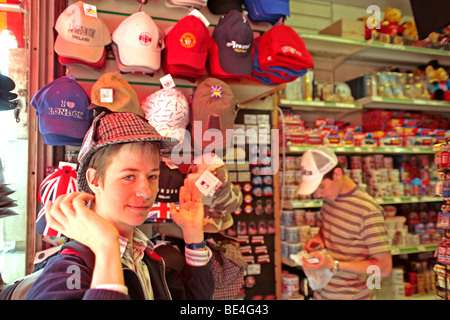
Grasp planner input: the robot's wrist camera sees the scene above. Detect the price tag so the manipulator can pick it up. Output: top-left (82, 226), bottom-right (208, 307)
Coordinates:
top-left (159, 74), bottom-right (176, 89)
top-left (100, 88), bottom-right (113, 103)
top-left (83, 3), bottom-right (98, 17)
top-left (195, 170), bottom-right (222, 198)
top-left (246, 263), bottom-right (261, 275)
top-left (188, 9), bottom-right (210, 27)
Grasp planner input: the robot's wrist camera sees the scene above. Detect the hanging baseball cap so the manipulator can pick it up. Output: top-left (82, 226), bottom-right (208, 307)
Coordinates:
top-left (208, 0), bottom-right (243, 14)
top-left (36, 165), bottom-right (79, 237)
top-left (244, 0), bottom-right (290, 25)
top-left (209, 10), bottom-right (253, 76)
top-left (163, 15), bottom-right (210, 80)
top-left (249, 36), bottom-right (306, 85)
top-left (0, 73), bottom-right (18, 111)
top-left (257, 24), bottom-right (314, 71)
top-left (141, 87), bottom-right (190, 145)
top-left (191, 77), bottom-right (238, 151)
top-left (297, 146), bottom-right (338, 195)
top-left (0, 73), bottom-right (15, 92)
top-left (57, 48), bottom-right (107, 70)
top-left (54, 1), bottom-right (111, 64)
top-left (30, 76), bottom-right (93, 146)
top-left (164, 0), bottom-right (207, 9)
top-left (112, 11), bottom-right (164, 73)
top-left (89, 72), bottom-right (145, 118)
top-left (77, 112), bottom-right (179, 193)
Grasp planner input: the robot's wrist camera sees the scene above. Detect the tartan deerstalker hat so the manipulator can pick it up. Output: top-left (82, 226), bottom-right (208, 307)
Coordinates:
top-left (77, 112), bottom-right (179, 192)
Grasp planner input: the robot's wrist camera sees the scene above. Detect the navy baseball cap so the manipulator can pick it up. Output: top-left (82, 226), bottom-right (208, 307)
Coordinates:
top-left (212, 10), bottom-right (253, 76)
top-left (31, 76), bottom-right (93, 146)
top-left (208, 0), bottom-right (243, 14)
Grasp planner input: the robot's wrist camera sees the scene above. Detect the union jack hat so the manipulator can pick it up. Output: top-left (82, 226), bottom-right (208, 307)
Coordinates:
top-left (36, 165), bottom-right (78, 236)
top-left (77, 112), bottom-right (179, 193)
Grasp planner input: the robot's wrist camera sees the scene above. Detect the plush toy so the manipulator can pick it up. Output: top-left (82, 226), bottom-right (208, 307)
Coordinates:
top-left (400, 20), bottom-right (418, 40)
top-left (358, 15), bottom-right (374, 40)
top-left (424, 60), bottom-right (450, 101)
top-left (380, 7), bottom-right (403, 36)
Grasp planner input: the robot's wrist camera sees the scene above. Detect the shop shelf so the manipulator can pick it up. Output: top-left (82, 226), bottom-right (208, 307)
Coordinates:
top-left (283, 196), bottom-right (442, 209)
top-left (279, 99), bottom-right (362, 112)
top-left (281, 145), bottom-right (435, 155)
top-left (390, 243), bottom-right (438, 255)
top-left (357, 96), bottom-right (450, 113)
top-left (298, 32), bottom-right (450, 69)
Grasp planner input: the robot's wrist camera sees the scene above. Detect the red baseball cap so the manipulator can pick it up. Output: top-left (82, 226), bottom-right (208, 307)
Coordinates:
top-left (163, 15), bottom-right (210, 72)
top-left (161, 50), bottom-right (204, 83)
top-left (257, 25), bottom-right (313, 71)
top-left (57, 48), bottom-right (107, 70)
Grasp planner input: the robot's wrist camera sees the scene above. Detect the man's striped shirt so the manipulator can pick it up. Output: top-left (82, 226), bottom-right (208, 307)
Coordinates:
top-left (314, 187), bottom-right (390, 300)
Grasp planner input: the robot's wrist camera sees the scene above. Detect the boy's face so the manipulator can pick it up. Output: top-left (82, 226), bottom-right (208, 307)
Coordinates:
top-left (92, 142), bottom-right (160, 235)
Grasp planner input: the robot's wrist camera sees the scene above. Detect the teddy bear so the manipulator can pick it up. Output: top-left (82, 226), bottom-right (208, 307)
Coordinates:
top-left (400, 20), bottom-right (418, 40)
top-left (424, 60), bottom-right (450, 101)
top-left (380, 7), bottom-right (403, 36)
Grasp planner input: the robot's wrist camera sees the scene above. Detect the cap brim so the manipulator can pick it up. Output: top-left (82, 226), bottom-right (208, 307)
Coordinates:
top-left (38, 113), bottom-right (91, 139)
top-left (117, 44), bottom-right (162, 71)
top-left (166, 49), bottom-right (208, 70)
top-left (296, 177), bottom-right (322, 196)
top-left (55, 35), bottom-right (106, 63)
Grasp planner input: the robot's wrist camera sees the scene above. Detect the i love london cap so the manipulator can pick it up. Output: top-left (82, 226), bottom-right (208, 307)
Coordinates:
top-left (30, 76), bottom-right (93, 146)
top-left (54, 1), bottom-right (111, 64)
top-left (112, 11), bottom-right (164, 72)
top-left (211, 10), bottom-right (253, 76)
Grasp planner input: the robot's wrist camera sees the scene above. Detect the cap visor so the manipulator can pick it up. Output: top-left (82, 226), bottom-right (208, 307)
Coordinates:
top-left (296, 178), bottom-right (321, 196)
top-left (118, 45), bottom-right (162, 71)
top-left (166, 49), bottom-right (207, 70)
top-left (39, 114), bottom-right (91, 139)
top-left (55, 35), bottom-right (105, 63)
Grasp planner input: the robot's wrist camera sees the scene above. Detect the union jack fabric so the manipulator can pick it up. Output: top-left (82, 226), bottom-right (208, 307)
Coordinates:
top-left (146, 201), bottom-right (178, 223)
top-left (36, 165), bottom-right (78, 236)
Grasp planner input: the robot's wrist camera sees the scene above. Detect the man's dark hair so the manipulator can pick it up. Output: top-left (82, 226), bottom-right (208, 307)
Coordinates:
top-left (322, 162), bottom-right (344, 181)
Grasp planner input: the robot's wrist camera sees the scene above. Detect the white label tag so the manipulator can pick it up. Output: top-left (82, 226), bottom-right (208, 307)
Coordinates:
top-left (195, 170), bottom-right (222, 198)
top-left (100, 88), bottom-right (113, 103)
top-left (34, 245), bottom-right (62, 264)
top-left (160, 74), bottom-right (176, 89)
top-left (83, 3), bottom-right (98, 17)
top-left (188, 9), bottom-right (210, 27)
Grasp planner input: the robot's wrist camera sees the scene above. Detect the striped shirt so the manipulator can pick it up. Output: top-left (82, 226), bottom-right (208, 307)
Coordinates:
top-left (314, 187), bottom-right (390, 300)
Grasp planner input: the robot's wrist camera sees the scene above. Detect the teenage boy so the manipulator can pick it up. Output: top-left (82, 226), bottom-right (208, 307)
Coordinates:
top-left (26, 112), bottom-right (214, 300)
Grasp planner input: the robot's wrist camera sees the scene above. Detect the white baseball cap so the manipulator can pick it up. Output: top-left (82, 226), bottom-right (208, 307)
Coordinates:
top-left (54, 1), bottom-right (111, 63)
top-left (141, 88), bottom-right (190, 145)
top-left (112, 11), bottom-right (164, 71)
top-left (297, 146), bottom-right (338, 195)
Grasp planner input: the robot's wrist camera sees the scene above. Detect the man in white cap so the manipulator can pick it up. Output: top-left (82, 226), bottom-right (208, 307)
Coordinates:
top-left (298, 146), bottom-right (392, 300)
